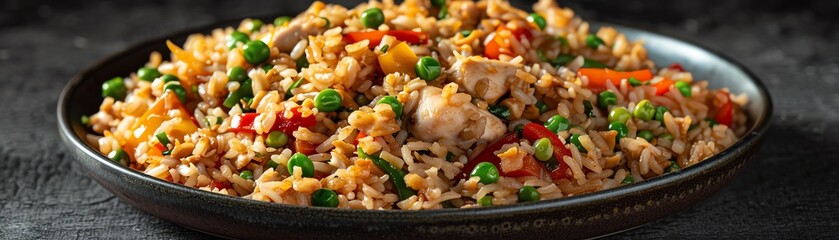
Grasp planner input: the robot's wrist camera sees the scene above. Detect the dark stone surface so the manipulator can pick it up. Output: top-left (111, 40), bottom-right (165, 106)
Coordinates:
top-left (1, 0), bottom-right (836, 239)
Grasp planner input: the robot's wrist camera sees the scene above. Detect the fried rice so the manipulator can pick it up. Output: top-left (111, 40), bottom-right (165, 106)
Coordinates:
top-left (86, 0), bottom-right (748, 210)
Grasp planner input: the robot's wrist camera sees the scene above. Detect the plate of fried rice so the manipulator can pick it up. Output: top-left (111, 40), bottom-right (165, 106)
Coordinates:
top-left (58, 0), bottom-right (771, 238)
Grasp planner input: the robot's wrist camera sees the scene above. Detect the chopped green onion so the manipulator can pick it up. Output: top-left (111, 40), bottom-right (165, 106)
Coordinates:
top-left (621, 175), bottom-right (634, 184)
top-left (239, 170), bottom-right (253, 180)
top-left (155, 132), bottom-right (170, 146)
top-left (585, 34), bottom-right (605, 48)
top-left (488, 105), bottom-right (511, 120)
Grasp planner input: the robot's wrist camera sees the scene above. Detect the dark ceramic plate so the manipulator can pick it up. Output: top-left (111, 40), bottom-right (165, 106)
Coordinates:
top-left (57, 17), bottom-right (771, 239)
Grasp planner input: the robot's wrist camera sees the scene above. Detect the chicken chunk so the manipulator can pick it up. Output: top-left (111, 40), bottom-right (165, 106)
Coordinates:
top-left (448, 1), bottom-right (481, 29)
top-left (271, 18), bottom-right (322, 53)
top-left (411, 86), bottom-right (507, 145)
top-left (447, 56), bottom-right (516, 104)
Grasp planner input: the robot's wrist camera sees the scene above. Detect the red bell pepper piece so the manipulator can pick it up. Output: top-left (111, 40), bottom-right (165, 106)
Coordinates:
top-left (456, 133), bottom-right (520, 182)
top-left (484, 25), bottom-right (532, 60)
top-left (577, 68), bottom-right (654, 93)
top-left (228, 107), bottom-right (316, 135)
top-left (504, 155), bottom-right (547, 178)
top-left (520, 123), bottom-right (573, 180)
top-left (653, 78), bottom-right (676, 96)
top-left (210, 180), bottom-right (232, 190)
top-left (344, 30), bottom-right (428, 48)
top-left (714, 92), bottom-right (734, 127)
top-left (353, 131), bottom-right (367, 146)
top-left (291, 139), bottom-right (317, 156)
top-left (668, 63), bottom-right (685, 72)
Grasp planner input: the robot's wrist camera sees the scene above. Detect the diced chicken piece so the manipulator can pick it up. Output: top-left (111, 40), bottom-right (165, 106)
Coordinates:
top-left (411, 86), bottom-right (506, 144)
top-left (447, 56), bottom-right (516, 104)
top-left (448, 1), bottom-right (481, 29)
top-left (271, 18), bottom-right (322, 53)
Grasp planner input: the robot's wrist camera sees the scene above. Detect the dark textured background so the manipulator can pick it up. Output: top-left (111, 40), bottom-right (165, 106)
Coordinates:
top-left (2, 0), bottom-right (837, 238)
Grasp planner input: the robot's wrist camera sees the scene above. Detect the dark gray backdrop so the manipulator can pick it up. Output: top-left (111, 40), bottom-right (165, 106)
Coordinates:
top-left (1, 0), bottom-right (837, 238)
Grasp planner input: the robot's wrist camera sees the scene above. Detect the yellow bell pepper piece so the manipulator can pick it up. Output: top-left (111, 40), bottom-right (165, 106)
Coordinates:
top-left (377, 42), bottom-right (418, 77)
top-left (124, 92), bottom-right (197, 160)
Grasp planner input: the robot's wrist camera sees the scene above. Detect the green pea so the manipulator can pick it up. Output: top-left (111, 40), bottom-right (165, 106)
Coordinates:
top-left (415, 56), bottom-right (441, 81)
top-left (628, 77), bottom-right (642, 87)
top-left (533, 138), bottom-right (553, 162)
top-left (249, 19), bottom-right (264, 32)
top-left (361, 8), bottom-right (385, 29)
top-left (488, 105), bottom-right (511, 120)
top-left (137, 67), bottom-right (161, 82)
top-left (108, 148), bottom-right (127, 164)
top-left (261, 64), bottom-right (274, 73)
top-left (315, 89), bottom-right (343, 112)
top-left (621, 175), bottom-right (634, 184)
top-left (659, 133), bottom-right (674, 141)
top-left (518, 186), bottom-right (540, 202)
top-left (608, 122), bottom-right (628, 140)
top-left (354, 94), bottom-right (370, 107)
top-left (274, 16), bottom-right (291, 27)
top-left (582, 58), bottom-right (607, 68)
top-left (311, 188), bottom-right (339, 207)
top-left (551, 54), bottom-right (575, 67)
top-left (101, 77), bottom-right (127, 100)
top-left (431, 0), bottom-right (446, 7)
top-left (285, 78), bottom-right (304, 100)
top-left (379, 44), bottom-right (389, 53)
top-left (265, 131), bottom-right (289, 148)
top-left (266, 159), bottom-right (280, 169)
top-left (224, 79), bottom-right (253, 108)
top-left (544, 115), bottom-right (570, 134)
top-left (160, 74), bottom-right (179, 83)
top-left (585, 34), bottom-right (605, 49)
top-left (228, 31), bottom-right (249, 49)
top-left (227, 66), bottom-right (247, 82)
top-left (478, 195), bottom-right (493, 206)
top-left (155, 132), bottom-right (171, 146)
top-left (654, 106), bottom-right (669, 122)
top-left (80, 115), bottom-right (90, 125)
top-left (637, 130), bottom-right (654, 142)
top-left (164, 83), bottom-right (187, 103)
top-left (239, 170), bottom-right (253, 180)
top-left (527, 13), bottom-right (547, 30)
top-left (320, 17), bottom-right (330, 28)
top-left (569, 134), bottom-right (587, 153)
top-left (609, 107), bottom-right (632, 123)
top-left (460, 30), bottom-right (472, 37)
top-left (597, 90), bottom-right (617, 108)
top-left (437, 5), bottom-right (448, 19)
top-left (243, 40), bottom-right (270, 65)
top-left (535, 101), bottom-right (549, 114)
top-left (288, 153), bottom-right (314, 178)
top-left (633, 100), bottom-right (655, 121)
top-left (675, 81), bottom-right (692, 97)
top-left (470, 162), bottom-right (499, 184)
top-left (666, 161), bottom-right (681, 173)
top-left (377, 96), bottom-right (403, 118)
